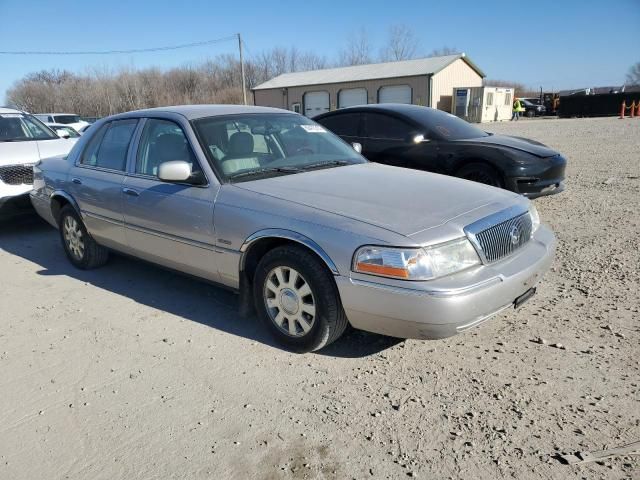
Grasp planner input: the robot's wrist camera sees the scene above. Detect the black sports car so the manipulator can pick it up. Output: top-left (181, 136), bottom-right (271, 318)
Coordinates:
top-left (315, 104), bottom-right (565, 198)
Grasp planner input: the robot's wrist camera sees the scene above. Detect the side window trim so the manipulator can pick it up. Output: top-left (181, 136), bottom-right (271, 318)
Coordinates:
top-left (129, 117), bottom-right (209, 187)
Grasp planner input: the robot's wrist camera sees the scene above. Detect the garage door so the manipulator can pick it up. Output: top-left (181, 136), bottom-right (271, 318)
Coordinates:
top-left (303, 91), bottom-right (330, 117)
top-left (338, 88), bottom-right (367, 108)
top-left (378, 85), bottom-right (412, 104)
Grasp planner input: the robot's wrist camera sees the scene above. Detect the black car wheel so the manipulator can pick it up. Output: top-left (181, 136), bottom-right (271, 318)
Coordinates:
top-left (457, 163), bottom-right (503, 188)
top-left (526, 110), bottom-right (535, 118)
top-left (253, 245), bottom-right (348, 353)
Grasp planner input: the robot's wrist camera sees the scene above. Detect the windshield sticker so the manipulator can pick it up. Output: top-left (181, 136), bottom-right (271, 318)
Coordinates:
top-left (0, 113), bottom-right (23, 118)
top-left (300, 124), bottom-right (326, 133)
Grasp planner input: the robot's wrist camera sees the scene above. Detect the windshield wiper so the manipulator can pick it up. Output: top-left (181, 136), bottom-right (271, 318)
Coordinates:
top-left (299, 160), bottom-right (351, 171)
top-left (228, 166), bottom-right (300, 182)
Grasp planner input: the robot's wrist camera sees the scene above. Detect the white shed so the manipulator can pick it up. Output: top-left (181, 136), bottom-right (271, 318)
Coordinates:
top-left (452, 86), bottom-right (514, 123)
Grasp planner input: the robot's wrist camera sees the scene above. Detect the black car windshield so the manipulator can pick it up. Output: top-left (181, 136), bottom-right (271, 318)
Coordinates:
top-left (192, 113), bottom-right (366, 182)
top-left (0, 113), bottom-right (58, 141)
top-left (54, 115), bottom-right (82, 124)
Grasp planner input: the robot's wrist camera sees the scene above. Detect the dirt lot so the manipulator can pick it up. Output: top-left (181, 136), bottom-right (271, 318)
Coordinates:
top-left (1, 116), bottom-right (638, 480)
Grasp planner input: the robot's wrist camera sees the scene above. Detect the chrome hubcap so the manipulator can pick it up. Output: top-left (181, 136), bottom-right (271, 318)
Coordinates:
top-left (264, 266), bottom-right (316, 337)
top-left (63, 216), bottom-right (85, 260)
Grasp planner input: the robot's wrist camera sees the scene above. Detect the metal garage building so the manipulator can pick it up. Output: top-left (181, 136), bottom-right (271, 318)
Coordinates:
top-left (252, 53), bottom-right (485, 117)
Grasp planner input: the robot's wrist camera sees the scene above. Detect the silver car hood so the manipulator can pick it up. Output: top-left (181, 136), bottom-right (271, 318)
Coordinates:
top-left (0, 138), bottom-right (77, 167)
top-left (234, 163), bottom-right (520, 237)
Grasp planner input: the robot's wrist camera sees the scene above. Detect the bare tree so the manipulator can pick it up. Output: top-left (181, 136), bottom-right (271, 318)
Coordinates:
top-left (380, 24), bottom-right (419, 61)
top-left (339, 28), bottom-right (373, 66)
top-left (427, 46), bottom-right (460, 57)
top-left (626, 62), bottom-right (640, 85)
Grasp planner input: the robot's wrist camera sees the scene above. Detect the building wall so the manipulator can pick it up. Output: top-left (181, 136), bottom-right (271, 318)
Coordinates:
top-left (253, 75), bottom-right (430, 113)
top-left (431, 58), bottom-right (483, 112)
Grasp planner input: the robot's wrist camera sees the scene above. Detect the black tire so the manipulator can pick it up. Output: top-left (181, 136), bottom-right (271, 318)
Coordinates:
top-left (456, 163), bottom-right (504, 188)
top-left (253, 245), bottom-right (348, 352)
top-left (526, 110), bottom-right (535, 118)
top-left (59, 205), bottom-right (109, 269)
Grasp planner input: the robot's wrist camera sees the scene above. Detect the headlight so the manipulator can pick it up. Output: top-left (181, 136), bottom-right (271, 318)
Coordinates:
top-left (353, 238), bottom-right (480, 281)
top-left (528, 203), bottom-right (540, 233)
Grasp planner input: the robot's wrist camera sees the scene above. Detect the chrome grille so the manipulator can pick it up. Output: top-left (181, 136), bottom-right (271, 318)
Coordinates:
top-left (464, 206), bottom-right (533, 264)
top-left (0, 164), bottom-right (34, 185)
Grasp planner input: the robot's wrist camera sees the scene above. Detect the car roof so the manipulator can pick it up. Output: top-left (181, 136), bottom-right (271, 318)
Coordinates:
top-left (316, 103), bottom-right (455, 125)
top-left (0, 107), bottom-right (24, 114)
top-left (35, 112), bottom-right (78, 116)
top-left (110, 104), bottom-right (292, 121)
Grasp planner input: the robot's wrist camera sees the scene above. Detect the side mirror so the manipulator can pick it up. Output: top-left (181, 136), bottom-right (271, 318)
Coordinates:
top-left (408, 133), bottom-right (429, 144)
top-left (352, 142), bottom-right (362, 153)
top-left (57, 129), bottom-right (70, 139)
top-left (158, 160), bottom-right (192, 182)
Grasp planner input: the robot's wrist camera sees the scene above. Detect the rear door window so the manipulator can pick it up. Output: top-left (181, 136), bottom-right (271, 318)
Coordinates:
top-left (81, 120), bottom-right (137, 171)
top-left (316, 113), bottom-right (361, 137)
top-left (363, 113), bottom-right (411, 140)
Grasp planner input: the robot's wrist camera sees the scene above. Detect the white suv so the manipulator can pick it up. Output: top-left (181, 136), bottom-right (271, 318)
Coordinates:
top-left (34, 113), bottom-right (89, 133)
top-left (1, 107), bottom-right (77, 216)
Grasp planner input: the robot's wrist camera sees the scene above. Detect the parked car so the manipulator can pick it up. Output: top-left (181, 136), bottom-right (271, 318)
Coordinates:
top-left (81, 116), bottom-right (100, 124)
top-left (520, 98), bottom-right (547, 117)
top-left (47, 123), bottom-right (81, 139)
top-left (77, 124), bottom-right (93, 135)
top-left (0, 107), bottom-right (78, 217)
top-left (34, 113), bottom-right (89, 132)
top-left (31, 105), bottom-right (556, 352)
top-left (316, 104), bottom-right (565, 198)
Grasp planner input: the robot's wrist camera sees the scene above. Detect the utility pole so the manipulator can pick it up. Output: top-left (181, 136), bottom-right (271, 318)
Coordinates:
top-left (238, 33), bottom-right (247, 105)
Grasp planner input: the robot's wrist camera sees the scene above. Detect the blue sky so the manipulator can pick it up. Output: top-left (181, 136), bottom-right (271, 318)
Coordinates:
top-left (1, 0), bottom-right (639, 103)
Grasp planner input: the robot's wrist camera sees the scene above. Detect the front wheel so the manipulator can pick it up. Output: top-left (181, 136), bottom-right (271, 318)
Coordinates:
top-left (253, 245), bottom-right (348, 352)
top-left (59, 205), bottom-right (109, 269)
top-left (457, 163), bottom-right (504, 188)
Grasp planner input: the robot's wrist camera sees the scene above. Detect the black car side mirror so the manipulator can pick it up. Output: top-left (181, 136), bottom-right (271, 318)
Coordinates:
top-left (407, 133), bottom-right (430, 144)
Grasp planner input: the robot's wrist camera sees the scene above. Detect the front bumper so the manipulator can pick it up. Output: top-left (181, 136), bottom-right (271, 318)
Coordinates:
top-left (336, 225), bottom-right (556, 340)
top-left (506, 154), bottom-right (566, 198)
top-left (0, 184), bottom-right (34, 216)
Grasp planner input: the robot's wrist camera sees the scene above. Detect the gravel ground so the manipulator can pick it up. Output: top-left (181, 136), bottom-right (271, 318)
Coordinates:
top-left (0, 116), bottom-right (638, 480)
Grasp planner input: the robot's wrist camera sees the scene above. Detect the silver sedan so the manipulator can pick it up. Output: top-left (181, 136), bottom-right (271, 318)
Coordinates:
top-left (31, 105), bottom-right (556, 352)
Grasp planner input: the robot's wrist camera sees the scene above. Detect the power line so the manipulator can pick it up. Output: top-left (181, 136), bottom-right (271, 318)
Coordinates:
top-left (0, 35), bottom-right (238, 55)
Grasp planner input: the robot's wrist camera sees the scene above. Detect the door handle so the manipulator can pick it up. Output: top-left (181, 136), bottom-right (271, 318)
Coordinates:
top-left (122, 188), bottom-right (139, 197)
top-left (71, 178), bottom-right (82, 184)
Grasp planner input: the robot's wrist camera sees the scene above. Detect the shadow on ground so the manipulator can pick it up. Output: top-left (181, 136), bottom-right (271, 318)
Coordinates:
top-left (0, 214), bottom-right (401, 357)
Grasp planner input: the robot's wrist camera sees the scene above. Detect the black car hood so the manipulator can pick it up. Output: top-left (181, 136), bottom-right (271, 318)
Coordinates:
top-left (455, 134), bottom-right (558, 158)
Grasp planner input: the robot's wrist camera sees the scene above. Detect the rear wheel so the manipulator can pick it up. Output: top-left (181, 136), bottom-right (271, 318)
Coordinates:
top-left (253, 245), bottom-right (348, 352)
top-left (59, 205), bottom-right (109, 269)
top-left (457, 163), bottom-right (503, 188)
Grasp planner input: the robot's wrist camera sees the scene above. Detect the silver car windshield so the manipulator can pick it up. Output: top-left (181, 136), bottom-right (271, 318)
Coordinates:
top-left (192, 113), bottom-right (366, 182)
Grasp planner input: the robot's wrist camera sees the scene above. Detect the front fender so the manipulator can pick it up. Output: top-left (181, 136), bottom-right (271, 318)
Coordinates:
top-left (239, 228), bottom-right (339, 274)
